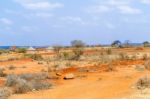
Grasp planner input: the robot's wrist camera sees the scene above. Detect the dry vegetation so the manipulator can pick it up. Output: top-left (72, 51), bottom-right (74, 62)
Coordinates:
top-left (1, 42), bottom-right (150, 98)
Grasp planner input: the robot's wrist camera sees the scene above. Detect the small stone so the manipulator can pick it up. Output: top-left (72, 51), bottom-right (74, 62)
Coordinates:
top-left (64, 73), bottom-right (74, 80)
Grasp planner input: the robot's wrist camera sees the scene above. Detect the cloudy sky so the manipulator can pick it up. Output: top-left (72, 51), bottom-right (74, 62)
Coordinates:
top-left (0, 0), bottom-right (150, 46)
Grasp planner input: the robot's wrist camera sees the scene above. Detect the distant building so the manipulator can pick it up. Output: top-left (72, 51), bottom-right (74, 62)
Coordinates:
top-left (27, 47), bottom-right (36, 54)
top-left (27, 47), bottom-right (36, 51)
top-left (47, 46), bottom-right (54, 50)
top-left (10, 46), bottom-right (17, 51)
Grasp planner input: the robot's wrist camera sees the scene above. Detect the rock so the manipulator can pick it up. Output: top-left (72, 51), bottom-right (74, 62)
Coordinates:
top-left (64, 73), bottom-right (75, 80)
top-left (56, 72), bottom-right (62, 76)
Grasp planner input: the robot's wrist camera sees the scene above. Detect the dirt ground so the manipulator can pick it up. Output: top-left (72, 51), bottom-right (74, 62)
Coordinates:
top-left (8, 65), bottom-right (149, 99)
top-left (0, 47), bottom-right (150, 99)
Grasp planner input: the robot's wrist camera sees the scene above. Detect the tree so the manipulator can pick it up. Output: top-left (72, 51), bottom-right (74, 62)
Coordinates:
top-left (70, 40), bottom-right (85, 60)
top-left (111, 40), bottom-right (122, 47)
top-left (53, 45), bottom-right (62, 59)
top-left (71, 40), bottom-right (85, 48)
top-left (124, 40), bottom-right (131, 48)
top-left (143, 41), bottom-right (149, 47)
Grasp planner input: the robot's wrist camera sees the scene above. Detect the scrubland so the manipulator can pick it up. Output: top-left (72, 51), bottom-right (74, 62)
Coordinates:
top-left (0, 46), bottom-right (150, 99)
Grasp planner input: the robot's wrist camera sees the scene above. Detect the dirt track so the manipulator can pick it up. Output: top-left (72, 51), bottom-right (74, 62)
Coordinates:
top-left (9, 65), bottom-right (149, 99)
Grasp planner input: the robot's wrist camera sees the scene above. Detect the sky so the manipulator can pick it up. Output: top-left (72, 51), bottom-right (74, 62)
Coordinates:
top-left (0, 0), bottom-right (150, 46)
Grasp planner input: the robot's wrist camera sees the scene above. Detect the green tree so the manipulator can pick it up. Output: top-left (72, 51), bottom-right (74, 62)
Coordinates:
top-left (143, 41), bottom-right (149, 47)
top-left (70, 40), bottom-right (85, 60)
top-left (111, 40), bottom-right (122, 47)
top-left (71, 40), bottom-right (85, 48)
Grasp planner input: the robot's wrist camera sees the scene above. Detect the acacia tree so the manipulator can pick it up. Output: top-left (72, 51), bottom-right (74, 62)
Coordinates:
top-left (111, 40), bottom-right (122, 47)
top-left (124, 40), bottom-right (131, 48)
top-left (71, 40), bottom-right (85, 48)
top-left (71, 40), bottom-right (85, 60)
top-left (143, 41), bottom-right (149, 47)
top-left (53, 45), bottom-right (62, 59)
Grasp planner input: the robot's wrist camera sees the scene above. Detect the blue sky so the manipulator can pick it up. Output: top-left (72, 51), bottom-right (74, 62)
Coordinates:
top-left (0, 0), bottom-right (150, 46)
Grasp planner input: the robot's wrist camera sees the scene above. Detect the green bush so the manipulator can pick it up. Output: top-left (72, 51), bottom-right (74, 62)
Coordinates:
top-left (24, 54), bottom-right (43, 61)
top-left (16, 48), bottom-right (27, 53)
top-left (71, 48), bottom-right (84, 60)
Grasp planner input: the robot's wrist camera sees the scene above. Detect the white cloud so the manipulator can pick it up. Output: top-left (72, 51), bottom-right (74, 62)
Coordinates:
top-left (34, 12), bottom-right (53, 18)
top-left (60, 16), bottom-right (86, 25)
top-left (14, 0), bottom-right (63, 10)
top-left (0, 18), bottom-right (13, 25)
top-left (105, 22), bottom-right (115, 29)
top-left (21, 26), bottom-right (37, 32)
top-left (118, 5), bottom-right (142, 14)
top-left (86, 5), bottom-right (111, 13)
top-left (101, 0), bottom-right (130, 6)
top-left (85, 0), bottom-right (142, 15)
top-left (140, 0), bottom-right (150, 4)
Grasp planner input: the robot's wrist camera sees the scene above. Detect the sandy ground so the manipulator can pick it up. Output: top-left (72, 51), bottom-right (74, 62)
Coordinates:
top-left (0, 47), bottom-right (150, 99)
top-left (8, 65), bottom-right (150, 99)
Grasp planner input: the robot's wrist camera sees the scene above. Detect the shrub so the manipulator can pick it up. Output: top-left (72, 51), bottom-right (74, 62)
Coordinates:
top-left (65, 62), bottom-right (72, 67)
top-left (32, 81), bottom-right (52, 90)
top-left (106, 48), bottom-right (112, 55)
top-left (136, 76), bottom-right (150, 90)
top-left (5, 74), bottom-right (18, 87)
top-left (144, 60), bottom-right (150, 69)
top-left (19, 74), bottom-right (35, 81)
top-left (71, 48), bottom-right (84, 60)
top-left (119, 53), bottom-right (126, 60)
top-left (7, 57), bottom-right (18, 61)
top-left (0, 68), bottom-right (6, 77)
top-left (0, 50), bottom-right (10, 55)
top-left (38, 61), bottom-right (43, 64)
top-left (15, 78), bottom-right (32, 94)
top-left (5, 73), bottom-right (52, 94)
top-left (24, 54), bottom-right (43, 61)
top-left (62, 52), bottom-right (70, 60)
top-left (0, 87), bottom-right (12, 99)
top-left (52, 45), bottom-right (62, 59)
top-left (107, 62), bottom-right (114, 71)
top-left (143, 54), bottom-right (148, 60)
top-left (34, 73), bottom-right (49, 81)
top-left (8, 65), bottom-right (16, 70)
top-left (19, 73), bottom-right (48, 81)
top-left (16, 48), bottom-right (27, 53)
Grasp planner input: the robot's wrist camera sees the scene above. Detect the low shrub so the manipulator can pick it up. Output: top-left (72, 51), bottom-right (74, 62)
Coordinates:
top-left (15, 78), bottom-right (32, 94)
top-left (106, 48), bottom-right (112, 55)
top-left (32, 81), bottom-right (52, 90)
top-left (0, 87), bottom-right (12, 99)
top-left (119, 53), bottom-right (127, 60)
top-left (24, 54), bottom-right (43, 61)
top-left (144, 60), bottom-right (150, 69)
top-left (136, 76), bottom-right (150, 90)
top-left (143, 54), bottom-right (149, 60)
top-left (8, 65), bottom-right (16, 70)
top-left (71, 48), bottom-right (84, 61)
top-left (7, 57), bottom-right (18, 61)
top-left (15, 48), bottom-right (27, 53)
top-left (5, 74), bottom-right (18, 87)
top-left (0, 68), bottom-right (6, 77)
top-left (5, 73), bottom-right (52, 94)
top-left (19, 73), bottom-right (48, 81)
